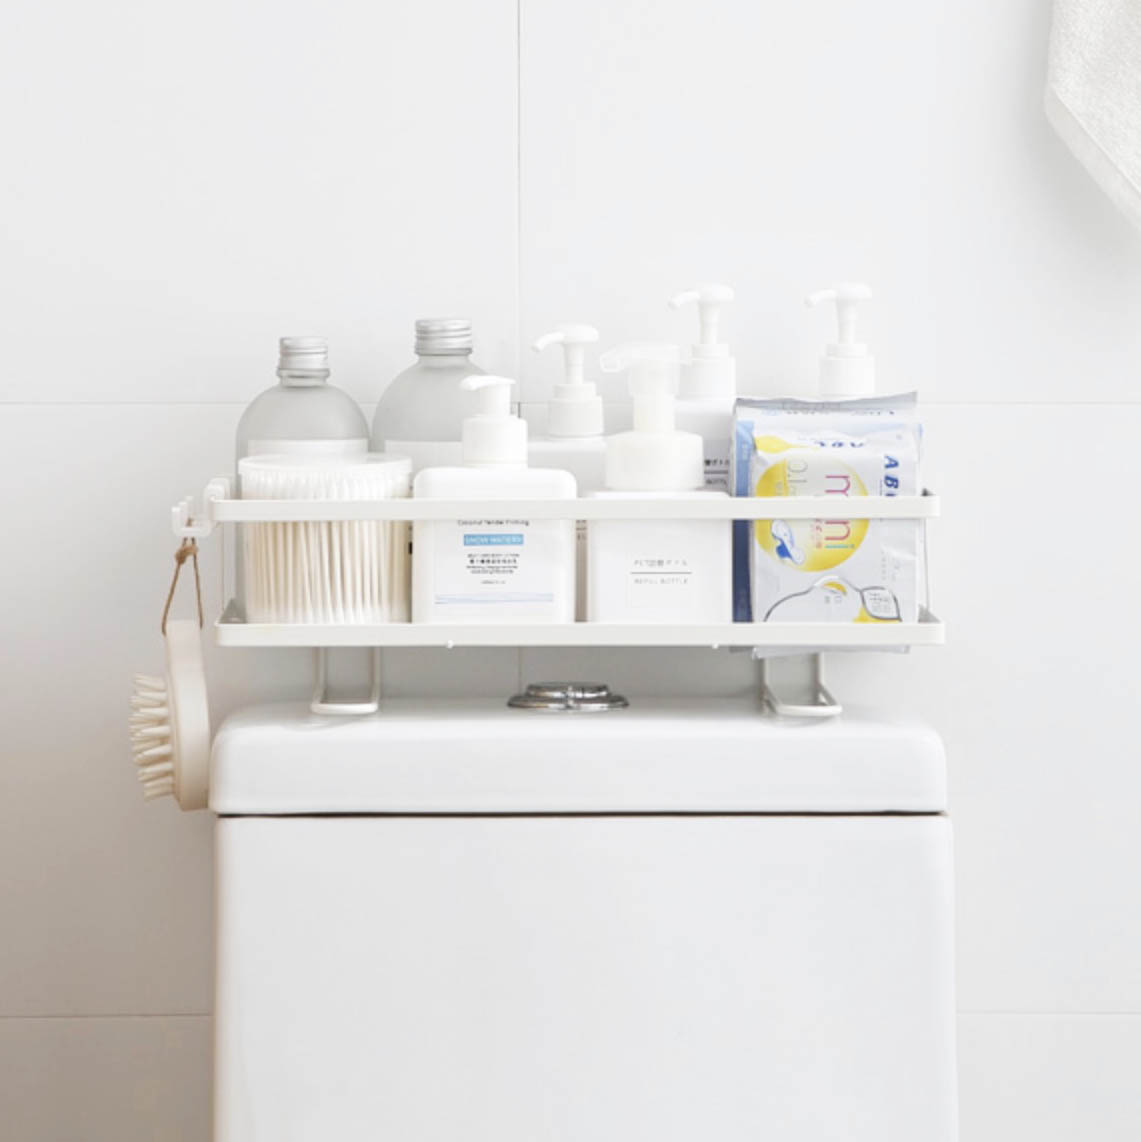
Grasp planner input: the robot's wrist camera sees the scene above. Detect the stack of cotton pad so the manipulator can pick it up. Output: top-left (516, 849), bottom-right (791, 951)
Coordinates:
top-left (239, 454), bottom-right (412, 624)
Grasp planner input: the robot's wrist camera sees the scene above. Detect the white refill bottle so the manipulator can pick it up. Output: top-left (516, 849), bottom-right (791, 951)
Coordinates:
top-left (528, 323), bottom-right (606, 486)
top-left (670, 283), bottom-right (736, 492)
top-left (805, 281), bottom-right (876, 397)
top-left (528, 324), bottom-right (606, 620)
top-left (587, 344), bottom-right (732, 624)
top-left (371, 318), bottom-right (485, 472)
top-left (413, 375), bottom-right (576, 624)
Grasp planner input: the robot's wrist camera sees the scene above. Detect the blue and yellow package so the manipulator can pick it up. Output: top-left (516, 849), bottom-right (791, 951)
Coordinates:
top-left (731, 394), bottom-right (921, 623)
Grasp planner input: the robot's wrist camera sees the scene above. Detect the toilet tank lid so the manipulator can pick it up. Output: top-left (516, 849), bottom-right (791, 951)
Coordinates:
top-left (208, 699), bottom-right (947, 816)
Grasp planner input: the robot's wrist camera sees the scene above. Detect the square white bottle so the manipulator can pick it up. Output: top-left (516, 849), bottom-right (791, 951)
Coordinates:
top-left (587, 344), bottom-right (732, 625)
top-left (413, 374), bottom-right (576, 624)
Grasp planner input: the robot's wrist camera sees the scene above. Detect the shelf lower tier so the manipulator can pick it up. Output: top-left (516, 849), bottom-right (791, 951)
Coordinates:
top-left (215, 608), bottom-right (944, 649)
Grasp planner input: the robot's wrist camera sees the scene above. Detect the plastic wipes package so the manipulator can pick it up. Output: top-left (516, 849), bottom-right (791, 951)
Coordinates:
top-left (731, 394), bottom-right (922, 623)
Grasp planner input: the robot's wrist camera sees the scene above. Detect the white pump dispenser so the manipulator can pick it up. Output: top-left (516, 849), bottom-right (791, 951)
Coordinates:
top-left (805, 282), bottom-right (875, 398)
top-left (413, 374), bottom-right (576, 624)
top-left (666, 284), bottom-right (738, 491)
top-left (600, 344), bottom-right (702, 491)
top-left (460, 374), bottom-right (527, 466)
top-left (587, 343), bottom-right (731, 624)
top-left (528, 325), bottom-right (607, 620)
top-left (532, 325), bottom-right (604, 438)
top-left (670, 283), bottom-right (736, 399)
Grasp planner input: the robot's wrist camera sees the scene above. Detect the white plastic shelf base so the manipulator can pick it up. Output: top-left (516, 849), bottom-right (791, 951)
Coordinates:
top-left (215, 608), bottom-right (945, 649)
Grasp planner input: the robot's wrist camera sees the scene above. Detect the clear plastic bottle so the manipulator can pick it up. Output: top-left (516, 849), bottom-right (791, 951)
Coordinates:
top-left (371, 318), bottom-right (485, 472)
top-left (236, 337), bottom-right (369, 470)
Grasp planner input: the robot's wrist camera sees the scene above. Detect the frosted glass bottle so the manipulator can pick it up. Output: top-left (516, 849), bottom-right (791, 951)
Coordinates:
top-left (235, 337), bottom-right (369, 470)
top-left (371, 318), bottom-right (485, 472)
top-left (233, 337), bottom-right (369, 617)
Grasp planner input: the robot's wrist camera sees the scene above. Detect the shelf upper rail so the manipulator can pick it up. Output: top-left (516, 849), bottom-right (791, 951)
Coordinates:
top-left (173, 476), bottom-right (939, 536)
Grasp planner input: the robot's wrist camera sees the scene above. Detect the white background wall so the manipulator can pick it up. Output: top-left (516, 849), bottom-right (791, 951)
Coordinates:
top-left (2, 0), bottom-right (1140, 1138)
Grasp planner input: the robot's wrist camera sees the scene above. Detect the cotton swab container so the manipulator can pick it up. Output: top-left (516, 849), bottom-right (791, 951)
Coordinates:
top-left (239, 453), bottom-right (412, 624)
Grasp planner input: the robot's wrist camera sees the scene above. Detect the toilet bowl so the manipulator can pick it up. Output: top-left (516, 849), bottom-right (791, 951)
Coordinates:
top-left (210, 697), bottom-right (957, 1141)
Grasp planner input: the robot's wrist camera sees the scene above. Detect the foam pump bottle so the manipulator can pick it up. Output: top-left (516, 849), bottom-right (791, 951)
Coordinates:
top-left (529, 324), bottom-right (607, 619)
top-left (670, 283), bottom-right (737, 491)
top-left (412, 375), bottom-right (576, 624)
top-left (805, 282), bottom-right (876, 397)
top-left (587, 344), bottom-right (732, 624)
top-left (528, 323), bottom-right (606, 487)
top-left (371, 318), bottom-right (486, 472)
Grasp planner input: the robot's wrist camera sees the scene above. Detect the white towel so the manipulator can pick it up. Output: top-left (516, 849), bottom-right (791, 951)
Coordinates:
top-left (1046, 0), bottom-right (1141, 229)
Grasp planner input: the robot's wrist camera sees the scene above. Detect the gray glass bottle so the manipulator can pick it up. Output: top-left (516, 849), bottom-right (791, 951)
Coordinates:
top-left (371, 318), bottom-right (485, 471)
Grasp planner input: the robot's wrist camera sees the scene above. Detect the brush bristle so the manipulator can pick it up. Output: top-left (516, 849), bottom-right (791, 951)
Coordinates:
top-left (131, 674), bottom-right (173, 801)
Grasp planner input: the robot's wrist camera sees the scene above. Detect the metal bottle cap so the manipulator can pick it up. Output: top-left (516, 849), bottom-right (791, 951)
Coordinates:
top-left (415, 318), bottom-right (474, 356)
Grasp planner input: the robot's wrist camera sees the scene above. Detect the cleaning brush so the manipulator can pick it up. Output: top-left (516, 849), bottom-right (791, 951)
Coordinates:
top-left (239, 453), bottom-right (412, 624)
top-left (130, 618), bottom-right (210, 808)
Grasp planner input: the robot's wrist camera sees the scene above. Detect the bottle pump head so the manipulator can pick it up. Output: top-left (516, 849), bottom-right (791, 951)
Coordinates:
top-left (805, 282), bottom-right (875, 398)
top-left (277, 336), bottom-right (330, 384)
top-left (599, 343), bottom-right (703, 491)
top-left (460, 374), bottom-right (527, 466)
top-left (669, 283), bottom-right (736, 399)
top-left (532, 324), bottom-right (604, 438)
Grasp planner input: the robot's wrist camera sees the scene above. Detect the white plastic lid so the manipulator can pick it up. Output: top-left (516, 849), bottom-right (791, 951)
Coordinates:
top-left (670, 284), bottom-right (736, 399)
top-left (209, 700), bottom-right (947, 814)
top-left (532, 324), bottom-right (604, 438)
top-left (599, 344), bottom-right (703, 491)
top-left (461, 374), bottom-right (527, 466)
top-left (805, 282), bottom-right (875, 398)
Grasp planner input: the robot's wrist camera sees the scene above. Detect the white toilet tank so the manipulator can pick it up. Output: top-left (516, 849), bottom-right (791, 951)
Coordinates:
top-left (210, 698), bottom-right (957, 1142)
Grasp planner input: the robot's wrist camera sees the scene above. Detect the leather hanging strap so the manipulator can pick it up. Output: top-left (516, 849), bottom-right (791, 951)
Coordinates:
top-left (162, 525), bottom-right (204, 634)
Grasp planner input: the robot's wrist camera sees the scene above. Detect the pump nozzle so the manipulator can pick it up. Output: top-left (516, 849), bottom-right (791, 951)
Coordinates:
top-left (532, 324), bottom-right (604, 438)
top-left (599, 343), bottom-right (681, 433)
top-left (805, 282), bottom-right (875, 398)
top-left (599, 344), bottom-right (702, 491)
top-left (668, 283), bottom-right (736, 398)
top-left (460, 374), bottom-right (527, 466)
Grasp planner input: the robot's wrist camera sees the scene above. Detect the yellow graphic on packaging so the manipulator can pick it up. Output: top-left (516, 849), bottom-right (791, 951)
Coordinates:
top-left (752, 455), bottom-right (868, 572)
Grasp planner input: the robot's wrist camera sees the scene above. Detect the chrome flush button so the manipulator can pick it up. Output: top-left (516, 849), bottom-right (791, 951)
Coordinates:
top-left (508, 682), bottom-right (629, 712)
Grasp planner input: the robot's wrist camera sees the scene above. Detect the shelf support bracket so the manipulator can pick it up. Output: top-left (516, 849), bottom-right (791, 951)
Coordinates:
top-left (759, 653), bottom-right (842, 718)
top-left (311, 648), bottom-right (382, 716)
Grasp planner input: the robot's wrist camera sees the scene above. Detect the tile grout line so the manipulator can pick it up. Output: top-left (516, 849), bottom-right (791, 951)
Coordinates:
top-left (0, 1013), bottom-right (212, 1021)
top-left (5, 1010), bottom-right (1141, 1022)
top-left (514, 0), bottom-right (525, 693)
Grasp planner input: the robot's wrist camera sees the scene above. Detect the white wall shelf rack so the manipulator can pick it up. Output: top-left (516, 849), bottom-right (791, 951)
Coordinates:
top-left (174, 477), bottom-right (943, 655)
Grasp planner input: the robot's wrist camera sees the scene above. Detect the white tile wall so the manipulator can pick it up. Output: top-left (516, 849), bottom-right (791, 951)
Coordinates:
top-left (0, 0), bottom-right (520, 406)
top-left (958, 1015), bottom-right (1141, 1141)
top-left (3, 0), bottom-right (1140, 1138)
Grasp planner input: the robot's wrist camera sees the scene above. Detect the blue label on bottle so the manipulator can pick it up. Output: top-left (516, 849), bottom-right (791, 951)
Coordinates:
top-left (463, 533), bottom-right (524, 546)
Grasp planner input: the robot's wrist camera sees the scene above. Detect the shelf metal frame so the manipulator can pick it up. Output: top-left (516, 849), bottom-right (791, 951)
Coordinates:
top-left (173, 476), bottom-right (943, 671)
